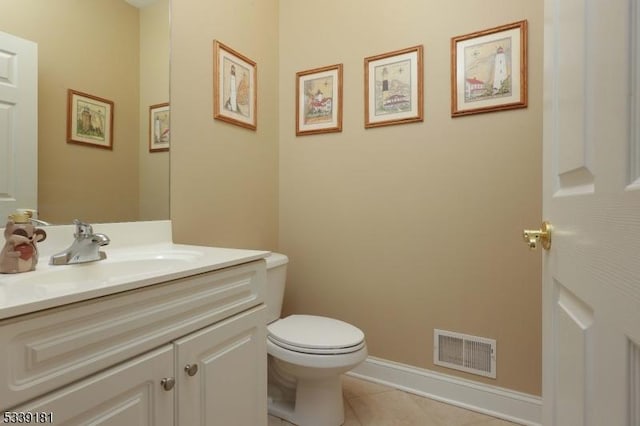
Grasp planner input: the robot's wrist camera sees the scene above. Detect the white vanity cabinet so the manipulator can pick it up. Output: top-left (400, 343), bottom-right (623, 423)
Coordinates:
top-left (0, 259), bottom-right (267, 426)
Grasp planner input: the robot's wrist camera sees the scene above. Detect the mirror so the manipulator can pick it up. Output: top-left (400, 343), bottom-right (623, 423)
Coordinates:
top-left (0, 0), bottom-right (170, 224)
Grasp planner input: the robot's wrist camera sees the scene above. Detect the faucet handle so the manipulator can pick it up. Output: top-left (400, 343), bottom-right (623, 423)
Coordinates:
top-left (73, 219), bottom-right (94, 238)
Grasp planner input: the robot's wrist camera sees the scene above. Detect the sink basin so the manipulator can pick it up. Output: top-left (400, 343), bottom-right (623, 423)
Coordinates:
top-left (0, 249), bottom-right (205, 304)
top-left (12, 249), bottom-right (204, 290)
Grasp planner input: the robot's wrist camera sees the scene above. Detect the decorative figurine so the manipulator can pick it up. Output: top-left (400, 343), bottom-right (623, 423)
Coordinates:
top-left (0, 213), bottom-right (47, 274)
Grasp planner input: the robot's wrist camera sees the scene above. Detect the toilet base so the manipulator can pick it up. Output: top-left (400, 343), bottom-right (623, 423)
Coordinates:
top-left (268, 374), bottom-right (345, 426)
top-left (266, 332), bottom-right (367, 426)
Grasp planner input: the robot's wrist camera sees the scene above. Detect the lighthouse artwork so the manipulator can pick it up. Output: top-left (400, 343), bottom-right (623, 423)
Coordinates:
top-left (213, 41), bottom-right (257, 130)
top-left (296, 64), bottom-right (343, 135)
top-left (451, 20), bottom-right (528, 116)
top-left (67, 89), bottom-right (114, 149)
top-left (462, 38), bottom-right (512, 102)
top-left (492, 46), bottom-right (508, 94)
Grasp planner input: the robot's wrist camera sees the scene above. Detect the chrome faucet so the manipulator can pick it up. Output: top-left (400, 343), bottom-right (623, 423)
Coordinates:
top-left (50, 220), bottom-right (110, 265)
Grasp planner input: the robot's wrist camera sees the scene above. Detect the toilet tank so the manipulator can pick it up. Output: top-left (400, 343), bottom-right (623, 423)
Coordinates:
top-left (265, 253), bottom-right (289, 323)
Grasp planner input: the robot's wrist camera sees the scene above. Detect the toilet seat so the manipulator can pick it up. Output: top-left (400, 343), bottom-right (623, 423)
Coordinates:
top-left (268, 336), bottom-right (366, 355)
top-left (268, 315), bottom-right (365, 355)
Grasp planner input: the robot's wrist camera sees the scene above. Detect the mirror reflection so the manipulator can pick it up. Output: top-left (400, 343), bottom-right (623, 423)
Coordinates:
top-left (0, 0), bottom-right (170, 224)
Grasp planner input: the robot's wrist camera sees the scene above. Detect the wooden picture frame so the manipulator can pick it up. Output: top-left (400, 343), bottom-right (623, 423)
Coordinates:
top-left (364, 45), bottom-right (423, 128)
top-left (296, 64), bottom-right (343, 136)
top-left (67, 89), bottom-right (114, 149)
top-left (149, 103), bottom-right (170, 152)
top-left (213, 40), bottom-right (257, 130)
top-left (451, 20), bottom-right (528, 117)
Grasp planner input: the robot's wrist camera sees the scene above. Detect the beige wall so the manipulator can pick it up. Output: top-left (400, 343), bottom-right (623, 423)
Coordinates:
top-left (171, 0), bottom-right (542, 395)
top-left (0, 1), bottom-right (141, 224)
top-left (139, 0), bottom-right (170, 221)
top-left (278, 0), bottom-right (543, 395)
top-left (170, 0), bottom-right (279, 250)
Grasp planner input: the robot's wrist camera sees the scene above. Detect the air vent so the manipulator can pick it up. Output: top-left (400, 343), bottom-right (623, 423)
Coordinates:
top-left (434, 329), bottom-right (496, 379)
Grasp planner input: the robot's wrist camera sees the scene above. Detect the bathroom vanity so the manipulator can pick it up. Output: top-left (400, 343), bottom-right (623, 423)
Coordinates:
top-left (0, 221), bottom-right (269, 425)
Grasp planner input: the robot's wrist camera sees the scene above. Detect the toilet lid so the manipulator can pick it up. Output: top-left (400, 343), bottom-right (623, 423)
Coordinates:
top-left (268, 315), bottom-right (365, 353)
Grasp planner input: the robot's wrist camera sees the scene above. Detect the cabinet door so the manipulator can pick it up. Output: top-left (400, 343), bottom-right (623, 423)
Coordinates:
top-left (10, 345), bottom-right (174, 425)
top-left (175, 305), bottom-right (267, 426)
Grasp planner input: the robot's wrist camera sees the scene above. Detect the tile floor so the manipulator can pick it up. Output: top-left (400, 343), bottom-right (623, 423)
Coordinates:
top-left (268, 375), bottom-right (521, 426)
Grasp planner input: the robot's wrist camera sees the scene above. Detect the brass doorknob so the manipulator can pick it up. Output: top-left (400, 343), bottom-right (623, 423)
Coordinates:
top-left (523, 221), bottom-right (552, 250)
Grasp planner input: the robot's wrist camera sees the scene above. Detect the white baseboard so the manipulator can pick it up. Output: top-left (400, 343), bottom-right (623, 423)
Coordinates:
top-left (347, 356), bottom-right (541, 426)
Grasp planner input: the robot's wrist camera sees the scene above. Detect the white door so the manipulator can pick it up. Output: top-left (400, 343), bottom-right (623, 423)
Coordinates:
top-left (0, 31), bottom-right (37, 222)
top-left (542, 0), bottom-right (640, 425)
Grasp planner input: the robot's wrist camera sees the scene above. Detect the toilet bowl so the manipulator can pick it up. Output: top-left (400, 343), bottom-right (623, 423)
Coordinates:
top-left (265, 254), bottom-right (367, 426)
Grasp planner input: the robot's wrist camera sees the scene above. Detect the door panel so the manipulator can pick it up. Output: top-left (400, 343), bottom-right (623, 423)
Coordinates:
top-left (554, 0), bottom-right (594, 192)
top-left (554, 283), bottom-right (593, 426)
top-left (0, 31), bottom-right (37, 221)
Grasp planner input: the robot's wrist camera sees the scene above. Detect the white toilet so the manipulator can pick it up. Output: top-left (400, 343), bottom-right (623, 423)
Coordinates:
top-left (265, 253), bottom-right (368, 426)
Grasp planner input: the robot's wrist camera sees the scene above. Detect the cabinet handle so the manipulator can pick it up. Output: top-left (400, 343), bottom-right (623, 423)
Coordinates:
top-left (160, 377), bottom-right (175, 391)
top-left (184, 363), bottom-right (199, 376)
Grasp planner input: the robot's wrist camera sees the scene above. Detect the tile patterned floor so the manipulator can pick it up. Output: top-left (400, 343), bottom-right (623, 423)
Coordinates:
top-left (268, 375), bottom-right (521, 426)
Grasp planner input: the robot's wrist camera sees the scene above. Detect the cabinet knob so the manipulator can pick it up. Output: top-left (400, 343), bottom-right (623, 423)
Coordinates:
top-left (184, 363), bottom-right (199, 376)
top-left (160, 377), bottom-right (175, 391)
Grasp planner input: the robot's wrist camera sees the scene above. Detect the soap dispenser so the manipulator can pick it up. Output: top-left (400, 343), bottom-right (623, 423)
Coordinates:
top-left (0, 211), bottom-right (47, 274)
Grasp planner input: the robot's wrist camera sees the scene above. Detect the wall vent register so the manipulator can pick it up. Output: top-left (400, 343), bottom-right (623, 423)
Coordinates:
top-left (433, 329), bottom-right (496, 379)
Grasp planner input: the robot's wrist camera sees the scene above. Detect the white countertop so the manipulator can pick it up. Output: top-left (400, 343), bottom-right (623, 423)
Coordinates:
top-left (0, 221), bottom-right (269, 320)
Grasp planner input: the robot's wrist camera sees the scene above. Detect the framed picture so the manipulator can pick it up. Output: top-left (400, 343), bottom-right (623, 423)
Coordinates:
top-left (451, 20), bottom-right (528, 117)
top-left (149, 103), bottom-right (170, 152)
top-left (213, 40), bottom-right (257, 130)
top-left (67, 89), bottom-right (114, 149)
top-left (296, 64), bottom-right (343, 136)
top-left (365, 45), bottom-right (423, 128)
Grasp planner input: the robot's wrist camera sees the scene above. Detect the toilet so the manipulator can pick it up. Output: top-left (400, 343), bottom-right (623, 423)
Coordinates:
top-left (265, 253), bottom-right (368, 426)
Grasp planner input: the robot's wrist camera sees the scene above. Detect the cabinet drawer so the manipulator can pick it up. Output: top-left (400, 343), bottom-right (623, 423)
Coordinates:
top-left (0, 260), bottom-right (265, 410)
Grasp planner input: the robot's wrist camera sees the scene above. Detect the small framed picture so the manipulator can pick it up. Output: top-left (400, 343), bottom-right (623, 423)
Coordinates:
top-left (213, 40), bottom-right (257, 130)
top-left (67, 89), bottom-right (114, 149)
top-left (451, 20), bottom-right (528, 117)
top-left (149, 103), bottom-right (170, 152)
top-left (365, 45), bottom-right (423, 128)
top-left (296, 64), bottom-right (343, 136)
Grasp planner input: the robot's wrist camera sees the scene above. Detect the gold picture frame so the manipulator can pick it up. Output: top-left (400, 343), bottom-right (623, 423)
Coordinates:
top-left (296, 64), bottom-right (343, 136)
top-left (364, 45), bottom-right (424, 128)
top-left (149, 102), bottom-right (170, 152)
top-left (451, 20), bottom-right (528, 117)
top-left (213, 40), bottom-right (257, 130)
top-left (67, 89), bottom-right (114, 149)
